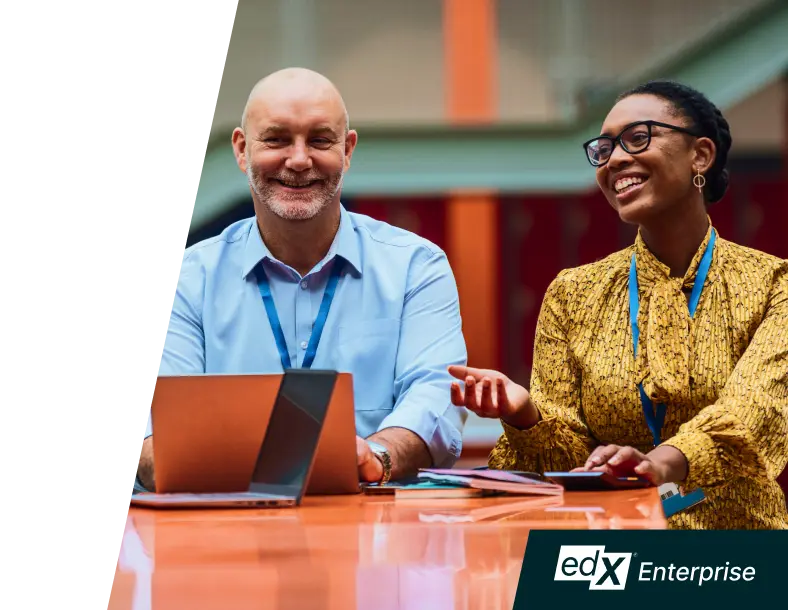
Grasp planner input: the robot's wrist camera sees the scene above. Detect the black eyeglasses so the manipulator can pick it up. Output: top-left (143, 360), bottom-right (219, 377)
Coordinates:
top-left (582, 120), bottom-right (702, 167)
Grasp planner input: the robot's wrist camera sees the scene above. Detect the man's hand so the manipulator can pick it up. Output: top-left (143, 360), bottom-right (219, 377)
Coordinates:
top-left (137, 437), bottom-right (155, 491)
top-left (571, 444), bottom-right (689, 486)
top-left (356, 436), bottom-right (384, 483)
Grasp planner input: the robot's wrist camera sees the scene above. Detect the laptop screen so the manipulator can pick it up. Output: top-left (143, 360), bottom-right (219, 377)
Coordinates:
top-left (248, 370), bottom-right (337, 499)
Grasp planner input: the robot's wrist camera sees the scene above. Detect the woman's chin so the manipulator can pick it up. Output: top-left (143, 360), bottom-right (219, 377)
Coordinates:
top-left (616, 197), bottom-right (655, 225)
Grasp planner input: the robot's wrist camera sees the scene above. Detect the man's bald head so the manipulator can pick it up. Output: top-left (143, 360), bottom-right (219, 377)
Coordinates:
top-left (240, 67), bottom-right (349, 135)
top-left (231, 67), bottom-right (359, 224)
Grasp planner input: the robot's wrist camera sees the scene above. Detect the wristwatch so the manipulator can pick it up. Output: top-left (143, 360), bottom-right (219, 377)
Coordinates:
top-left (367, 440), bottom-right (392, 485)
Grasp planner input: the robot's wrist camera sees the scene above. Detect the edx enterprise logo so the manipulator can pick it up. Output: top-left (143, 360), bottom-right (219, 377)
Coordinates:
top-left (554, 545), bottom-right (757, 591)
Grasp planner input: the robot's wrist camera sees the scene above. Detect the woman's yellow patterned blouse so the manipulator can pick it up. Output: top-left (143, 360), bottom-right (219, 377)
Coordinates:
top-left (490, 223), bottom-right (788, 529)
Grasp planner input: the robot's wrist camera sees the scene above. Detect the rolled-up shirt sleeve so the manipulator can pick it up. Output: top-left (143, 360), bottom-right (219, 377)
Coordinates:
top-left (379, 248), bottom-right (468, 467)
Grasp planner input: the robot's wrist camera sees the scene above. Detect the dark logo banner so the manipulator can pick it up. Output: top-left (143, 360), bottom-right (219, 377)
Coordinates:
top-left (513, 531), bottom-right (786, 609)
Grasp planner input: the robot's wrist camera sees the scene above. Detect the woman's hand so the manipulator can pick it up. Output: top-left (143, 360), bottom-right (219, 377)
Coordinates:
top-left (448, 365), bottom-right (540, 430)
top-left (572, 444), bottom-right (689, 486)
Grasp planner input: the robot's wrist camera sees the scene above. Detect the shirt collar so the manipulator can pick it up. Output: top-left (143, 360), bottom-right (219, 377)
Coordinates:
top-left (634, 216), bottom-right (715, 289)
top-left (241, 204), bottom-right (362, 279)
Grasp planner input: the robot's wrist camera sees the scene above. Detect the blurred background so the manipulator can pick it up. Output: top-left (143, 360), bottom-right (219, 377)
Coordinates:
top-left (185, 0), bottom-right (788, 465)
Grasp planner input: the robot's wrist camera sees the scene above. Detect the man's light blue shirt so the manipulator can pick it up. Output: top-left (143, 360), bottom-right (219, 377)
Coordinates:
top-left (150, 205), bottom-right (468, 467)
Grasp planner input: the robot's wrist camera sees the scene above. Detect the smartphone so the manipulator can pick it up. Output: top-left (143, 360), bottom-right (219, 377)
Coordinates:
top-left (544, 471), bottom-right (651, 491)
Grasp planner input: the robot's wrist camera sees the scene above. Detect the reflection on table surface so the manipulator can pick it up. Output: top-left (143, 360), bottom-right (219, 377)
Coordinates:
top-left (110, 489), bottom-right (665, 610)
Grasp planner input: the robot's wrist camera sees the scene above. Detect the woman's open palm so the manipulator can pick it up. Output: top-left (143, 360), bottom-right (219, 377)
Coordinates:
top-left (448, 365), bottom-right (536, 428)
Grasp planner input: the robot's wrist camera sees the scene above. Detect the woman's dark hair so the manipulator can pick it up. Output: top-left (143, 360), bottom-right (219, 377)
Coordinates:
top-left (617, 80), bottom-right (732, 204)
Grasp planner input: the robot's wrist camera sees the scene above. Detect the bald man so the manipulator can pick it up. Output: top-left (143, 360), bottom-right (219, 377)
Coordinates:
top-left (137, 68), bottom-right (468, 491)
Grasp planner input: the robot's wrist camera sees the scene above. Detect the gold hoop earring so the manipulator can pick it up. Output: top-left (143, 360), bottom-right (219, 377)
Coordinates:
top-left (693, 169), bottom-right (706, 193)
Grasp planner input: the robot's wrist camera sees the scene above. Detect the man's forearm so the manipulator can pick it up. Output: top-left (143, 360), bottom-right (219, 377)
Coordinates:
top-left (137, 436), bottom-right (155, 491)
top-left (369, 426), bottom-right (432, 480)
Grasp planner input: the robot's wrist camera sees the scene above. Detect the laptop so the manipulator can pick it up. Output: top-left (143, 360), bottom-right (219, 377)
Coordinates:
top-left (130, 369), bottom-right (336, 508)
top-left (135, 370), bottom-right (359, 497)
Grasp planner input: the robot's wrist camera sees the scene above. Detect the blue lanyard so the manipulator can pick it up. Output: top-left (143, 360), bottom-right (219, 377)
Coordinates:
top-left (257, 260), bottom-right (344, 370)
top-left (628, 229), bottom-right (716, 446)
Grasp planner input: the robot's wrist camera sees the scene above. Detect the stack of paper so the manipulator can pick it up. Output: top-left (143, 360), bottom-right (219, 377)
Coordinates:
top-left (393, 481), bottom-right (489, 499)
top-left (395, 468), bottom-right (564, 499)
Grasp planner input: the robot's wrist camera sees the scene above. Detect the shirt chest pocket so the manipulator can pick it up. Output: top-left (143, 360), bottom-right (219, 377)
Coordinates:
top-left (334, 318), bottom-right (401, 411)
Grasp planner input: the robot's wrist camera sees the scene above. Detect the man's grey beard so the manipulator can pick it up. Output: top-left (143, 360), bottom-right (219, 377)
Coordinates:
top-left (246, 162), bottom-right (344, 221)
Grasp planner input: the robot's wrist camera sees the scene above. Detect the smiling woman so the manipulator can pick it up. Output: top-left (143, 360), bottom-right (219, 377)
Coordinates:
top-left (589, 81), bottom-right (732, 233)
top-left (449, 80), bottom-right (788, 530)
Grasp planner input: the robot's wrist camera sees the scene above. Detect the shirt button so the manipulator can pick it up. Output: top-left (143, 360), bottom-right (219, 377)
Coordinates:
top-left (300, 341), bottom-right (308, 350)
top-left (300, 280), bottom-right (308, 289)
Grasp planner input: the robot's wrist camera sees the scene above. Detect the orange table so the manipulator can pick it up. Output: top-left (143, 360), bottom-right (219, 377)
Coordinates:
top-left (109, 490), bottom-right (665, 610)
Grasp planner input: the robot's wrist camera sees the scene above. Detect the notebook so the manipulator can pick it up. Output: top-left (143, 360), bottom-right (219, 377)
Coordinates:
top-left (415, 468), bottom-right (564, 497)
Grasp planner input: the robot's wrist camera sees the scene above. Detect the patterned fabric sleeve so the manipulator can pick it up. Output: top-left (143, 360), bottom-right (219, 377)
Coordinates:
top-left (662, 265), bottom-right (788, 491)
top-left (489, 271), bottom-right (598, 472)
